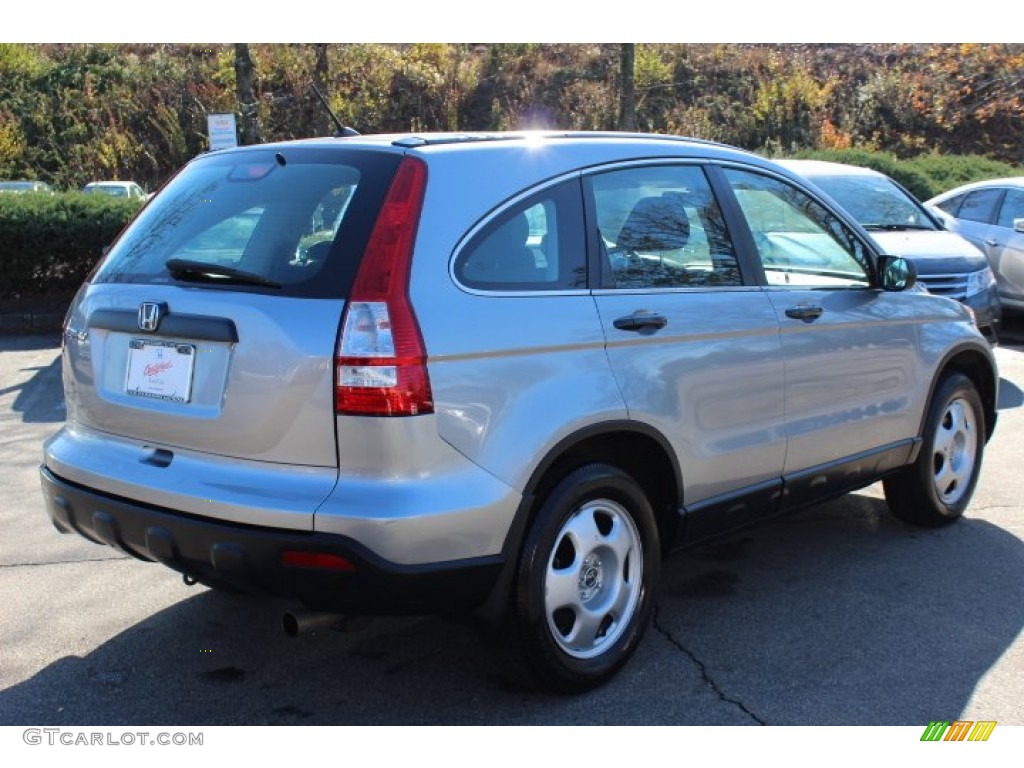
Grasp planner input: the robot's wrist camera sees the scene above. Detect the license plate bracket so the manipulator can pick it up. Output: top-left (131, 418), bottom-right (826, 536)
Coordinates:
top-left (125, 339), bottom-right (196, 403)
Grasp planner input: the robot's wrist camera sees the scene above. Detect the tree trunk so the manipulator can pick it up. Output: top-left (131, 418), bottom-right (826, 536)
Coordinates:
top-left (234, 43), bottom-right (261, 145)
top-left (312, 44), bottom-right (331, 136)
top-left (618, 43), bottom-right (636, 132)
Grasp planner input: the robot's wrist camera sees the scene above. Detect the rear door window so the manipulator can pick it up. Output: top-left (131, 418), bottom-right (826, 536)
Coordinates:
top-left (586, 164), bottom-right (743, 289)
top-left (92, 148), bottom-right (401, 299)
top-left (957, 188), bottom-right (1002, 224)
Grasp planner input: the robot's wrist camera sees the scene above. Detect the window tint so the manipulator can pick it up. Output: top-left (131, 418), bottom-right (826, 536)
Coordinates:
top-left (455, 179), bottom-right (586, 291)
top-left (723, 168), bottom-right (869, 288)
top-left (934, 195), bottom-right (963, 217)
top-left (996, 188), bottom-right (1024, 229)
top-left (92, 149), bottom-right (401, 299)
top-left (587, 165), bottom-right (741, 289)
top-left (958, 188), bottom-right (1002, 224)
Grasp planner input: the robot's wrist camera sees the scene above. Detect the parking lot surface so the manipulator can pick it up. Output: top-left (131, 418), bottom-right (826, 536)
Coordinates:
top-left (1, 324), bottom-right (1022, 725)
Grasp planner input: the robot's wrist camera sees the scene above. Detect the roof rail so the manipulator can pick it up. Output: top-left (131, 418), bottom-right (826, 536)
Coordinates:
top-left (391, 131), bottom-right (736, 151)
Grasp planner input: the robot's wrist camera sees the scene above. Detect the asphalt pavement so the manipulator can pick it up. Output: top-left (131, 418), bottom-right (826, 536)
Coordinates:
top-left (1, 322), bottom-right (1021, 726)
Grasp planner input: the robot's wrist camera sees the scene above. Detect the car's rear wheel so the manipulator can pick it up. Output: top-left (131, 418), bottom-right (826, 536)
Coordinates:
top-left (884, 372), bottom-right (985, 527)
top-left (511, 463), bottom-right (660, 692)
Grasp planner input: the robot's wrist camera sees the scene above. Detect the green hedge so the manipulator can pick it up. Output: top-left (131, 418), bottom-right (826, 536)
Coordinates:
top-left (0, 193), bottom-right (142, 299)
top-left (786, 149), bottom-right (1022, 201)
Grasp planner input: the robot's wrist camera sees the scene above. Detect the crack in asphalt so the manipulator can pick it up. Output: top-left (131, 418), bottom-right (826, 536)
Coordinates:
top-left (653, 604), bottom-right (767, 725)
top-left (0, 555), bottom-right (131, 568)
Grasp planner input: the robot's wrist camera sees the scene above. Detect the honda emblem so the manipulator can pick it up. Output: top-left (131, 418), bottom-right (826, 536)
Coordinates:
top-left (138, 302), bottom-right (163, 332)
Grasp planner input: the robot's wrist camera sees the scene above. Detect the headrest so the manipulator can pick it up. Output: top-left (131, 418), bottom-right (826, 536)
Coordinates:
top-left (617, 195), bottom-right (690, 252)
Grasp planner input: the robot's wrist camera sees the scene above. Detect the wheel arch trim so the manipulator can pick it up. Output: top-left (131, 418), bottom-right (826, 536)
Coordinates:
top-left (475, 419), bottom-right (681, 623)
top-left (919, 341), bottom-right (998, 451)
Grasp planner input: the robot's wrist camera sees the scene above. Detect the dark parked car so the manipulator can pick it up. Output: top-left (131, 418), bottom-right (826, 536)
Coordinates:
top-left (778, 160), bottom-right (1002, 342)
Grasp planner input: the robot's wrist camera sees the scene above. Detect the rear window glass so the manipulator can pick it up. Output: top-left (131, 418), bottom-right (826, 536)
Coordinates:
top-left (92, 148), bottom-right (401, 298)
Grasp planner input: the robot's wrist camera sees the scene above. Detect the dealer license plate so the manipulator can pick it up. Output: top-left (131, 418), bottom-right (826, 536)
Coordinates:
top-left (125, 339), bottom-right (196, 403)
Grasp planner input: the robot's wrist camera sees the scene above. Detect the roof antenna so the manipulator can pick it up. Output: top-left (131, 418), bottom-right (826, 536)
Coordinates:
top-left (309, 83), bottom-right (359, 137)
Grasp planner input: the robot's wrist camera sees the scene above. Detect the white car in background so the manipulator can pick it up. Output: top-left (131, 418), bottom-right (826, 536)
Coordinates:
top-left (82, 180), bottom-right (147, 200)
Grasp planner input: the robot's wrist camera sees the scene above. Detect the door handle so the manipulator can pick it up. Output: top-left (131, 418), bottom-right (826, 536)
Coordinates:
top-left (613, 313), bottom-right (668, 333)
top-left (985, 238), bottom-right (1000, 247)
top-left (785, 305), bottom-right (823, 322)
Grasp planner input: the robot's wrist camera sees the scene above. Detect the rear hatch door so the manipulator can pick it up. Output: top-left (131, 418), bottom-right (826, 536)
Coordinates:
top-left (58, 146), bottom-right (402, 527)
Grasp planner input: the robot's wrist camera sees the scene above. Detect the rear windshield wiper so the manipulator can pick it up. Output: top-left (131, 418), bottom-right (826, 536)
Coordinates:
top-left (165, 258), bottom-right (281, 289)
top-left (862, 223), bottom-right (934, 231)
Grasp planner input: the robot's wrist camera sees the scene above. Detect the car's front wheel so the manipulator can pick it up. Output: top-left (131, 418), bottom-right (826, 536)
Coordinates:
top-left (884, 372), bottom-right (986, 527)
top-left (511, 463), bottom-right (660, 692)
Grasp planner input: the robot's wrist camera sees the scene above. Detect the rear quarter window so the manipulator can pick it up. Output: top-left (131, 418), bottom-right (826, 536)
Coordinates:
top-left (454, 178), bottom-right (586, 291)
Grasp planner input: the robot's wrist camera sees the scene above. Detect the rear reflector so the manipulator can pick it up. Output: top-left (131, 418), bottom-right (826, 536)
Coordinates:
top-left (335, 156), bottom-right (433, 416)
top-left (281, 551), bottom-right (356, 571)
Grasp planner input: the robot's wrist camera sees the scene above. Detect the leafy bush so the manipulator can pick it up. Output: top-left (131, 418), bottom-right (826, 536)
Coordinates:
top-left (785, 148), bottom-right (1023, 201)
top-left (0, 193), bottom-right (142, 299)
top-left (903, 153), bottom-right (1022, 196)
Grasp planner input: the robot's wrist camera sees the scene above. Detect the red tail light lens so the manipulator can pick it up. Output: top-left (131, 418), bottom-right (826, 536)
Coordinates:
top-left (336, 156), bottom-right (433, 416)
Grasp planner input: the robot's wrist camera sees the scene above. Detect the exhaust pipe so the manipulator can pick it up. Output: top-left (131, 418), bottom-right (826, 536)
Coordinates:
top-left (282, 609), bottom-right (349, 637)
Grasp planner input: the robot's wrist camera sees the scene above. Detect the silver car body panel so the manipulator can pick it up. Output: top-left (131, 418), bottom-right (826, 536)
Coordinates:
top-left (319, 416), bottom-right (521, 564)
top-left (949, 215), bottom-right (1024, 310)
top-left (63, 284), bottom-right (341, 468)
top-left (594, 288), bottom-right (786, 505)
top-left (43, 423), bottom-right (333, 530)
top-left (421, 291), bottom-right (624, 491)
top-left (766, 287), bottom-right (922, 470)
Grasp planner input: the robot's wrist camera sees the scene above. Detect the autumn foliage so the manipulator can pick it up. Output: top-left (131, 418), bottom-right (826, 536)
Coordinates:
top-left (1, 43), bottom-right (1022, 193)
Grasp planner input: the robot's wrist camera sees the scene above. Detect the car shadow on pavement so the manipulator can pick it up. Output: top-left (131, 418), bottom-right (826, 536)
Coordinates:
top-left (0, 492), bottom-right (1020, 726)
top-left (998, 377), bottom-right (1023, 410)
top-left (1, 353), bottom-right (65, 423)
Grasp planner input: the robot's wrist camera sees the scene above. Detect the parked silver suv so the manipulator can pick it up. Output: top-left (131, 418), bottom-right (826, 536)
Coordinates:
top-left (41, 132), bottom-right (998, 692)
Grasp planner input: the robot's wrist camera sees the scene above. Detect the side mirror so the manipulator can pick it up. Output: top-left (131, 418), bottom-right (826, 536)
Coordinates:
top-left (878, 255), bottom-right (917, 292)
top-left (1014, 218), bottom-right (1024, 234)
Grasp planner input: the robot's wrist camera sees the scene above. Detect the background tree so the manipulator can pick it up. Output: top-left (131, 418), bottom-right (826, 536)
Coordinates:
top-left (234, 43), bottom-right (261, 145)
top-left (618, 43), bottom-right (636, 131)
top-left (0, 43), bottom-right (1020, 192)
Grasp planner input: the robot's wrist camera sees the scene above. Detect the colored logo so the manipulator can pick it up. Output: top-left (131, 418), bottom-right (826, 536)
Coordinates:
top-left (920, 720), bottom-right (996, 742)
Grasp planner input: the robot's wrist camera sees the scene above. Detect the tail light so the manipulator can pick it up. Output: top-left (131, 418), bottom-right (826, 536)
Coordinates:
top-left (335, 156), bottom-right (433, 416)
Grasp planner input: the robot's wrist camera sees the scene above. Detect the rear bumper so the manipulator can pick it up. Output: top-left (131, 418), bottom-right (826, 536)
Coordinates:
top-left (40, 465), bottom-right (502, 614)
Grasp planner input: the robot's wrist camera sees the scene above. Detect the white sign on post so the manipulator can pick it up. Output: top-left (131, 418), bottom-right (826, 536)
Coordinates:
top-left (207, 113), bottom-right (238, 151)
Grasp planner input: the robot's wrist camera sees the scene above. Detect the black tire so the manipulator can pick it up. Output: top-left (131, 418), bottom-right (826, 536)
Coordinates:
top-left (884, 372), bottom-right (985, 527)
top-left (510, 463), bottom-right (660, 693)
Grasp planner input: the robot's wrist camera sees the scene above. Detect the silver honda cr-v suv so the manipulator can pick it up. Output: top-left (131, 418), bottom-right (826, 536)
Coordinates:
top-left (41, 132), bottom-right (998, 692)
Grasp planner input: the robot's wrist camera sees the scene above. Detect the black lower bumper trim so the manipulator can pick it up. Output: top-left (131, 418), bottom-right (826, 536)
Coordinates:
top-left (40, 466), bottom-right (501, 615)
